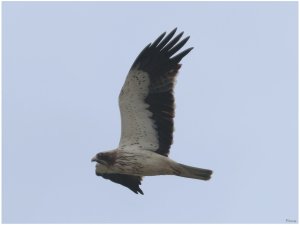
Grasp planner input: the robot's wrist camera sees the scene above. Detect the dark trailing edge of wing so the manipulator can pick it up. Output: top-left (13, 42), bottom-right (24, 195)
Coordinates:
top-left (131, 28), bottom-right (193, 156)
top-left (98, 173), bottom-right (144, 195)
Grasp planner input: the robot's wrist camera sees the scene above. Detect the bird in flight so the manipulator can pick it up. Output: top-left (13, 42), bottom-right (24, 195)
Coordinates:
top-left (91, 28), bottom-right (213, 194)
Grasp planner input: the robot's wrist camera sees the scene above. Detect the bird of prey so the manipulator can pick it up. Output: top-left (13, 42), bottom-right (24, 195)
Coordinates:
top-left (91, 28), bottom-right (213, 195)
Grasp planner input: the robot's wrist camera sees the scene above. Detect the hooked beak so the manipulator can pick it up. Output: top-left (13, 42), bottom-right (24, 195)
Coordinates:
top-left (91, 156), bottom-right (97, 162)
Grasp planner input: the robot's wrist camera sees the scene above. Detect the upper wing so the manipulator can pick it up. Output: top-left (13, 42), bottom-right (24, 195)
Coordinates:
top-left (118, 28), bottom-right (193, 156)
top-left (100, 173), bottom-right (143, 195)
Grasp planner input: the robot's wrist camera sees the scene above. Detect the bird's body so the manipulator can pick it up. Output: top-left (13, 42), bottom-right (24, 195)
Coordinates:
top-left (94, 149), bottom-right (176, 176)
top-left (92, 28), bottom-right (213, 194)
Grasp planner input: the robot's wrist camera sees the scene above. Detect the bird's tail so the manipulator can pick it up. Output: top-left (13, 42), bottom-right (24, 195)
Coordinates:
top-left (175, 163), bottom-right (213, 181)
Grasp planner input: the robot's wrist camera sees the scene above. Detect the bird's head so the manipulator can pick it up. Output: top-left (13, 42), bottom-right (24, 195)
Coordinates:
top-left (91, 152), bottom-right (105, 163)
top-left (91, 153), bottom-right (109, 174)
top-left (91, 151), bottom-right (116, 174)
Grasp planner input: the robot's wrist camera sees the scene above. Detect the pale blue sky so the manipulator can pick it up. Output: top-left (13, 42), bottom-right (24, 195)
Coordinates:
top-left (3, 2), bottom-right (298, 223)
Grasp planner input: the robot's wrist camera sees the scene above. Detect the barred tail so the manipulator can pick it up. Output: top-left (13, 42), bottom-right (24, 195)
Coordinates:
top-left (176, 163), bottom-right (213, 181)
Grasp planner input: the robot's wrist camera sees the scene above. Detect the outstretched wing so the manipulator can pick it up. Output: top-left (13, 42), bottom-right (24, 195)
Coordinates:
top-left (100, 173), bottom-right (143, 195)
top-left (118, 28), bottom-right (193, 156)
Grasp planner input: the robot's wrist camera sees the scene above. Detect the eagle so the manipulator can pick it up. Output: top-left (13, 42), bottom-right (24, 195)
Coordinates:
top-left (91, 28), bottom-right (213, 194)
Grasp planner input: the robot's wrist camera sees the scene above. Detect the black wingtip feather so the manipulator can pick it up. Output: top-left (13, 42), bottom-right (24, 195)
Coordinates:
top-left (171, 47), bottom-right (194, 63)
top-left (172, 27), bottom-right (178, 32)
top-left (167, 36), bottom-right (190, 57)
top-left (132, 29), bottom-right (192, 70)
top-left (151, 32), bottom-right (166, 47)
top-left (156, 28), bottom-right (178, 50)
top-left (161, 31), bottom-right (184, 53)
